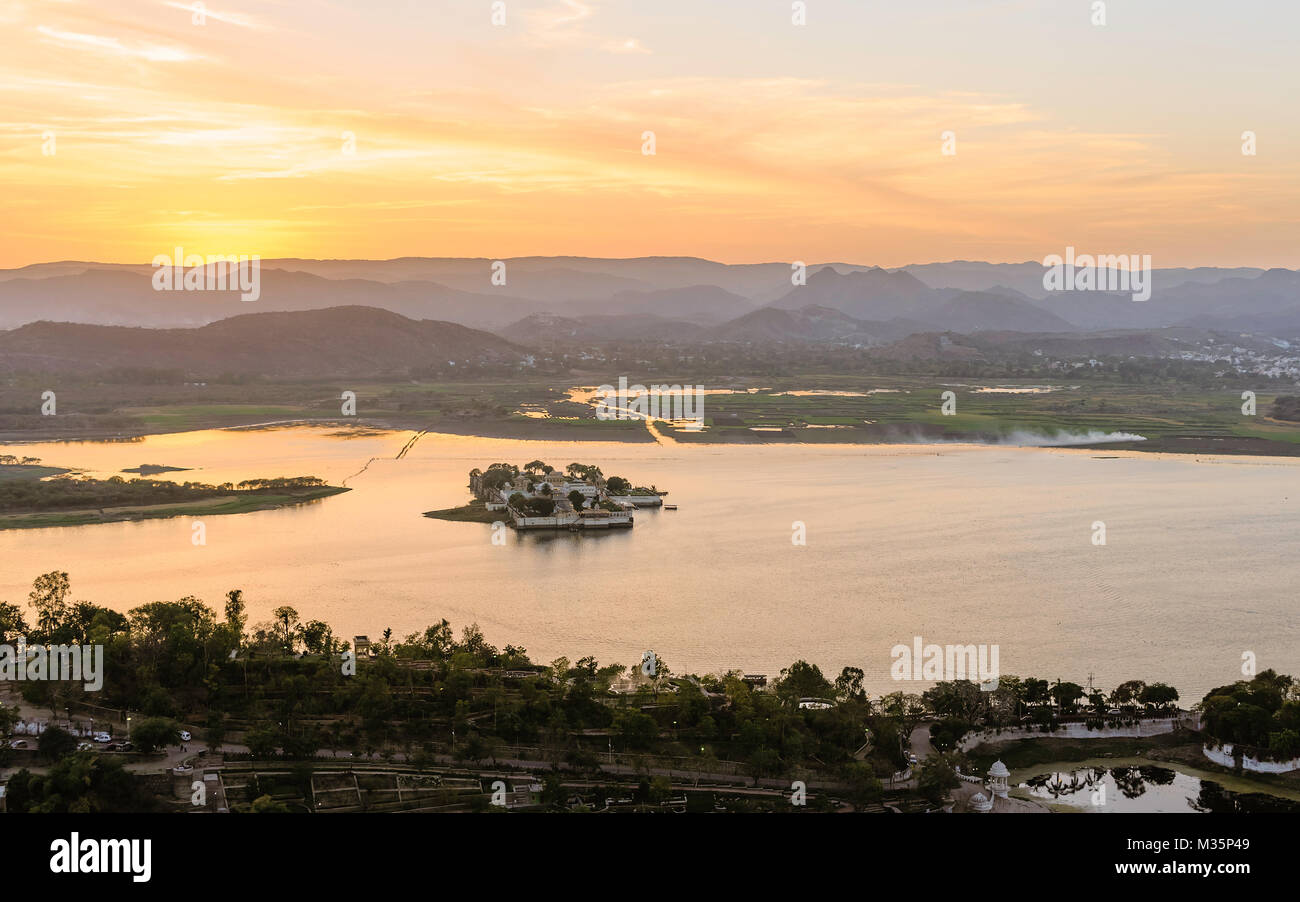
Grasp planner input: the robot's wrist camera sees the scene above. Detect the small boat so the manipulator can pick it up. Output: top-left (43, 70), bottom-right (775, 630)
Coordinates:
top-left (664, 504), bottom-right (677, 510)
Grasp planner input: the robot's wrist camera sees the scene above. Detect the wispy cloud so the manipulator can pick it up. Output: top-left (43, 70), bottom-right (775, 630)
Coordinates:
top-left (35, 25), bottom-right (199, 61)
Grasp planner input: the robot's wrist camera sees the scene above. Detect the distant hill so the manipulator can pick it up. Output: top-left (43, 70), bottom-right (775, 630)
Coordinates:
top-left (770, 266), bottom-right (937, 320)
top-left (0, 268), bottom-right (544, 332)
top-left (0, 306), bottom-right (525, 378)
top-left (0, 256), bottom-right (1296, 339)
top-left (706, 305), bottom-right (889, 343)
top-left (580, 284), bottom-right (756, 323)
top-left (497, 312), bottom-right (699, 345)
top-left (928, 291), bottom-right (1076, 333)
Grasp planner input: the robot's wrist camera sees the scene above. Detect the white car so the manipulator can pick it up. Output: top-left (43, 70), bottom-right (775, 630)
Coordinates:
top-left (179, 730), bottom-right (192, 742)
top-left (93, 732), bottom-right (112, 743)
top-left (10, 739), bottom-right (28, 749)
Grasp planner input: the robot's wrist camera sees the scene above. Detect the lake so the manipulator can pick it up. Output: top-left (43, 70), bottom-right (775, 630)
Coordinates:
top-left (2, 426), bottom-right (1297, 699)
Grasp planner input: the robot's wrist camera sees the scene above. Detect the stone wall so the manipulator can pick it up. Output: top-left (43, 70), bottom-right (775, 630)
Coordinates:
top-left (1201, 743), bottom-right (1300, 774)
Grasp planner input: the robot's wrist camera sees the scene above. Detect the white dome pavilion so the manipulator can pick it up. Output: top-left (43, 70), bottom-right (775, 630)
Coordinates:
top-left (988, 760), bottom-right (1010, 799)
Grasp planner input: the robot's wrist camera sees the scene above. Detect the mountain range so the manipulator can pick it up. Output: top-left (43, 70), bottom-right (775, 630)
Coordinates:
top-left (0, 256), bottom-right (1296, 345)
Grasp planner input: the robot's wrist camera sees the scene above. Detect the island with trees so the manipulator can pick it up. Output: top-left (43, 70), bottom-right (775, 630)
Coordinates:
top-left (425, 460), bottom-right (665, 530)
top-left (0, 459), bottom-right (347, 529)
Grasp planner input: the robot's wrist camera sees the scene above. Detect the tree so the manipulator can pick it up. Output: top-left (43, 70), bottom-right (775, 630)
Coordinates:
top-left (206, 711), bottom-right (227, 751)
top-left (245, 723), bottom-right (280, 758)
top-left (1138, 683), bottom-right (1179, 711)
top-left (834, 666), bottom-right (865, 703)
top-left (130, 717), bottom-right (180, 754)
top-left (28, 571), bottom-right (71, 638)
top-left (272, 606), bottom-right (299, 653)
top-left (923, 680), bottom-right (984, 723)
top-left (524, 497), bottom-right (555, 516)
top-left (774, 660), bottom-right (833, 706)
top-left (841, 761), bottom-right (883, 805)
top-left (38, 725), bottom-right (77, 762)
top-left (0, 701), bottom-right (18, 740)
top-left (917, 753), bottom-right (961, 805)
top-left (224, 589), bottom-right (246, 645)
top-left (5, 754), bottom-right (147, 812)
top-left (616, 710), bottom-right (659, 749)
top-left (648, 775), bottom-right (672, 805)
top-left (1023, 677), bottom-right (1051, 709)
top-left (1268, 728), bottom-right (1300, 759)
top-left (250, 794), bottom-right (291, 813)
top-left (0, 601), bottom-right (29, 642)
top-left (1051, 681), bottom-right (1085, 714)
top-left (879, 692), bottom-right (928, 755)
top-left (929, 718), bottom-right (974, 752)
top-left (1111, 680), bottom-right (1146, 707)
top-left (567, 490), bottom-right (585, 510)
top-left (299, 620), bottom-right (335, 655)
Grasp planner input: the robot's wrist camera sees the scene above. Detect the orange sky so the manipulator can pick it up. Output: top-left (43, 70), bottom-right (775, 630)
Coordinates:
top-left (2, 0), bottom-right (1298, 268)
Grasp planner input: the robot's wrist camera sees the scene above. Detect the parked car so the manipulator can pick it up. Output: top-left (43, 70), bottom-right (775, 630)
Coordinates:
top-left (93, 732), bottom-right (112, 743)
top-left (9, 739), bottom-right (27, 749)
top-left (1106, 708), bottom-right (1122, 715)
top-left (76, 742), bottom-right (94, 751)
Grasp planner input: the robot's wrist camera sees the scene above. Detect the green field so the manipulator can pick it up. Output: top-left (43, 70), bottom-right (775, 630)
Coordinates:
top-left (0, 464), bottom-right (67, 481)
top-left (423, 499), bottom-right (502, 524)
top-left (654, 378), bottom-right (1300, 454)
top-left (2, 374), bottom-right (1297, 456)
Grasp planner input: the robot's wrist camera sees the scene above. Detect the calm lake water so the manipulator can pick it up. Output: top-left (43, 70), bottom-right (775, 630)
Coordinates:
top-left (2, 426), bottom-right (1297, 699)
top-left (1022, 764), bottom-right (1300, 812)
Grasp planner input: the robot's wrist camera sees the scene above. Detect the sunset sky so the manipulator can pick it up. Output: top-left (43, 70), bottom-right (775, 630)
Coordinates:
top-left (2, 0), bottom-right (1297, 268)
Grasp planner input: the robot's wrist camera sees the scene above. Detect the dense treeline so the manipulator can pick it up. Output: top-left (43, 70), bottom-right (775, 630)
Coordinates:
top-left (1200, 671), bottom-right (1300, 760)
top-left (4, 572), bottom-right (1280, 811)
top-left (1272, 395), bottom-right (1300, 422)
top-left (0, 573), bottom-right (906, 795)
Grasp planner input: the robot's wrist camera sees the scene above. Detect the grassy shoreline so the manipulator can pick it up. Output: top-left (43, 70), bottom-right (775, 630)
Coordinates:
top-left (0, 485), bottom-right (349, 530)
top-left (1, 375), bottom-right (1298, 457)
top-left (6, 413), bottom-right (1300, 457)
top-left (422, 499), bottom-right (501, 524)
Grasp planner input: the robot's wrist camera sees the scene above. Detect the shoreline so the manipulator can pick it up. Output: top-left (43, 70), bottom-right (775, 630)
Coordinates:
top-left (0, 485), bottom-right (349, 530)
top-left (4, 416), bottom-right (1300, 460)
